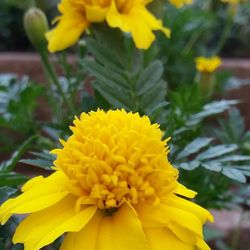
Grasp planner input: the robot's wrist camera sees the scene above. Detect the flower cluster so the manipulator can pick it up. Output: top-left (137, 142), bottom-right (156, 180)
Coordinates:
top-left (46, 0), bottom-right (171, 52)
top-left (0, 110), bottom-right (213, 250)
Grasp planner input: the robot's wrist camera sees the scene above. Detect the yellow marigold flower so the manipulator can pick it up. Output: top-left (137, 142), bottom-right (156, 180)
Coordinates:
top-left (195, 56), bottom-right (222, 73)
top-left (0, 110), bottom-right (213, 250)
top-left (169, 0), bottom-right (193, 8)
top-left (46, 0), bottom-right (170, 52)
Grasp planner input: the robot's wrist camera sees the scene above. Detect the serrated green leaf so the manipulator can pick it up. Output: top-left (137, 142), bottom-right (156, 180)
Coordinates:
top-left (94, 81), bottom-right (132, 110)
top-left (139, 79), bottom-right (166, 113)
top-left (222, 168), bottom-right (246, 183)
top-left (86, 38), bottom-right (125, 74)
top-left (136, 60), bottom-right (164, 95)
top-left (196, 144), bottom-right (238, 161)
top-left (82, 60), bottom-right (128, 88)
top-left (177, 137), bottom-right (214, 160)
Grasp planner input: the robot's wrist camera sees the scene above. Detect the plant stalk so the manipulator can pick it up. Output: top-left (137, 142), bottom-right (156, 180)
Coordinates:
top-left (39, 49), bottom-right (76, 115)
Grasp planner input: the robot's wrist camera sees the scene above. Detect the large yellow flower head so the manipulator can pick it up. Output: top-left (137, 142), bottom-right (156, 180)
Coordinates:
top-left (46, 0), bottom-right (170, 52)
top-left (195, 56), bottom-right (222, 73)
top-left (0, 110), bottom-right (213, 250)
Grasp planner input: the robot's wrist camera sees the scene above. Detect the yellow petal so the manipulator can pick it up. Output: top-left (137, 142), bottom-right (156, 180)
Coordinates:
top-left (106, 2), bottom-right (170, 49)
top-left (60, 210), bottom-right (103, 250)
top-left (175, 183), bottom-right (197, 198)
top-left (160, 202), bottom-right (203, 237)
top-left (134, 202), bottom-right (170, 228)
top-left (61, 202), bottom-right (150, 250)
top-left (166, 195), bottom-right (214, 224)
top-left (197, 238), bottom-right (212, 250)
top-left (136, 199), bottom-right (203, 236)
top-left (168, 223), bottom-right (197, 245)
top-left (85, 4), bottom-right (109, 22)
top-left (144, 228), bottom-right (195, 250)
top-left (21, 175), bottom-right (44, 192)
top-left (0, 171), bottom-right (69, 224)
top-left (13, 195), bottom-right (97, 250)
top-left (46, 12), bottom-right (89, 53)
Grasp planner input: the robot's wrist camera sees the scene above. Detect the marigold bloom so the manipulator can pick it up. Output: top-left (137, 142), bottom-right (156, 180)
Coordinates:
top-left (195, 56), bottom-right (222, 73)
top-left (169, 0), bottom-right (193, 8)
top-left (0, 110), bottom-right (213, 250)
top-left (46, 0), bottom-right (170, 52)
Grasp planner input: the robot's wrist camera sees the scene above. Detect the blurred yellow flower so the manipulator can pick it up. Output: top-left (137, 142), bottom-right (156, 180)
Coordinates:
top-left (46, 0), bottom-right (170, 52)
top-left (169, 0), bottom-right (193, 8)
top-left (0, 110), bottom-right (213, 250)
top-left (195, 56), bottom-right (222, 73)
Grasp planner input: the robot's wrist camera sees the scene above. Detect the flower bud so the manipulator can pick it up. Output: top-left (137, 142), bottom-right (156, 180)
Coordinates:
top-left (24, 7), bottom-right (49, 50)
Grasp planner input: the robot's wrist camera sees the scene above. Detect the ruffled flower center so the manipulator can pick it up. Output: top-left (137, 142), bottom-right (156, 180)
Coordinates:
top-left (52, 110), bottom-right (178, 210)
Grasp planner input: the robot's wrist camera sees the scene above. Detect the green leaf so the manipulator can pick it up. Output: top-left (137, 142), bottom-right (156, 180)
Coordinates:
top-left (19, 159), bottom-right (52, 170)
top-left (82, 29), bottom-right (167, 119)
top-left (139, 79), bottom-right (167, 114)
top-left (20, 150), bottom-right (55, 170)
top-left (218, 155), bottom-right (250, 162)
top-left (222, 168), bottom-right (246, 183)
top-left (94, 80), bottom-right (132, 110)
top-left (196, 144), bottom-right (238, 161)
top-left (202, 162), bottom-right (222, 172)
top-left (187, 100), bottom-right (239, 125)
top-left (136, 60), bottom-right (164, 95)
top-left (178, 160), bottom-right (200, 170)
top-left (86, 38), bottom-right (125, 74)
top-left (0, 172), bottom-right (27, 187)
top-left (0, 186), bottom-right (17, 203)
top-left (82, 60), bottom-right (128, 88)
top-left (0, 136), bottom-right (36, 172)
top-left (177, 137), bottom-right (214, 160)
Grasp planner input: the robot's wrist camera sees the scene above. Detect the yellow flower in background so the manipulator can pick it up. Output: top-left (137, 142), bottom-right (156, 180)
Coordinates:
top-left (46, 0), bottom-right (170, 52)
top-left (0, 110), bottom-right (213, 250)
top-left (195, 56), bottom-right (222, 73)
top-left (169, 0), bottom-right (193, 8)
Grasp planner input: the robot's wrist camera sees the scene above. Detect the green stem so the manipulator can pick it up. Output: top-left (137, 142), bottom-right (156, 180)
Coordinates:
top-left (214, 12), bottom-right (233, 54)
top-left (182, 29), bottom-right (203, 56)
top-left (39, 49), bottom-right (76, 115)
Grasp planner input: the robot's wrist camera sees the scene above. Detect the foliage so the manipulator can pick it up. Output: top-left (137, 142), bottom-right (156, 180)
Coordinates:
top-left (0, 0), bottom-right (250, 249)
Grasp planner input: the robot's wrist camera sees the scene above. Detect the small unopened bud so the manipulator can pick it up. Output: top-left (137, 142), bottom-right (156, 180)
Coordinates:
top-left (24, 8), bottom-right (49, 50)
